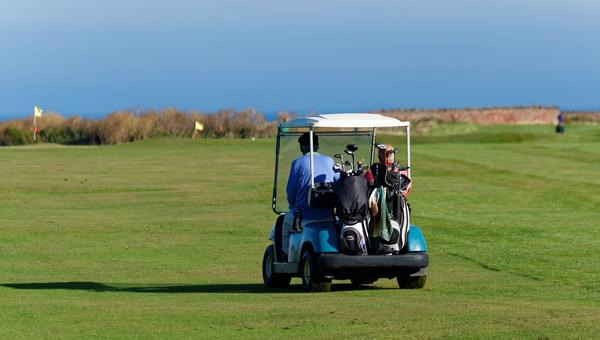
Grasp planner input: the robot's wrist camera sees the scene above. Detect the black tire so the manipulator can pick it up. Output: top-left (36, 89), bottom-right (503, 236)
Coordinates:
top-left (397, 272), bottom-right (427, 289)
top-left (262, 245), bottom-right (291, 288)
top-left (300, 249), bottom-right (327, 292)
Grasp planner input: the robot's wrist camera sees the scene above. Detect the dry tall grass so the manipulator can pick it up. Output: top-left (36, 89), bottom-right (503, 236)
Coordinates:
top-left (0, 108), bottom-right (278, 145)
top-left (563, 111), bottom-right (600, 124)
top-left (1, 106), bottom-right (597, 146)
top-left (376, 106), bottom-right (561, 125)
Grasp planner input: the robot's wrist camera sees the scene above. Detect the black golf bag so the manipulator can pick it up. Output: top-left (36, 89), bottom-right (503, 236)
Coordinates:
top-left (335, 174), bottom-right (370, 255)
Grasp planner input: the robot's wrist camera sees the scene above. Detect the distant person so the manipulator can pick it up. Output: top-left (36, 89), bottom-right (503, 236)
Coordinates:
top-left (282, 132), bottom-right (337, 258)
top-left (556, 112), bottom-right (565, 133)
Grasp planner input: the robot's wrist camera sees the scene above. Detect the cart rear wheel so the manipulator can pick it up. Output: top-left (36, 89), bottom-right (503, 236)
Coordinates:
top-left (397, 272), bottom-right (427, 289)
top-left (300, 249), bottom-right (329, 292)
top-left (262, 245), bottom-right (291, 288)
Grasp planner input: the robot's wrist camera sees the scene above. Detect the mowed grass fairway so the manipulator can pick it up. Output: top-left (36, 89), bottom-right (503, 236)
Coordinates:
top-left (1, 125), bottom-right (600, 339)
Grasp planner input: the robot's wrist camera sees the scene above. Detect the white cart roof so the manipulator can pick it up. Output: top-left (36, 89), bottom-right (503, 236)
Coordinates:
top-left (279, 113), bottom-right (409, 129)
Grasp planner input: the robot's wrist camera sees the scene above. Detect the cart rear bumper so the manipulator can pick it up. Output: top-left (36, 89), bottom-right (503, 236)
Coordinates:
top-left (318, 252), bottom-right (428, 276)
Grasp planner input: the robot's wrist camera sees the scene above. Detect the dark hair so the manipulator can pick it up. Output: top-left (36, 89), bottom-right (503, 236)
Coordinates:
top-left (298, 132), bottom-right (318, 147)
top-left (298, 132), bottom-right (319, 152)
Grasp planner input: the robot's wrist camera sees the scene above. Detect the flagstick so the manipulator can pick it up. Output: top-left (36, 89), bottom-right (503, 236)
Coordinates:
top-left (33, 114), bottom-right (37, 142)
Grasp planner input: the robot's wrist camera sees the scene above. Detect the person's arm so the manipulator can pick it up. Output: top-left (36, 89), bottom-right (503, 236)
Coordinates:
top-left (286, 160), bottom-right (298, 209)
top-left (400, 169), bottom-right (412, 197)
top-left (368, 188), bottom-right (379, 216)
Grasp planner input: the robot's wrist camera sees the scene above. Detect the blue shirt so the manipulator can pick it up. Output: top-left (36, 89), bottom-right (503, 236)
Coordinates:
top-left (286, 153), bottom-right (338, 219)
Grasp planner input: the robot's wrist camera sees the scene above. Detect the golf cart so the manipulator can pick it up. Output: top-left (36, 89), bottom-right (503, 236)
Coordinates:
top-left (262, 113), bottom-right (428, 292)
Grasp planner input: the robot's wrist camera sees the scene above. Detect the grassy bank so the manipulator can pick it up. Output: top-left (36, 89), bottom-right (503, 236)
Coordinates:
top-left (1, 125), bottom-right (599, 339)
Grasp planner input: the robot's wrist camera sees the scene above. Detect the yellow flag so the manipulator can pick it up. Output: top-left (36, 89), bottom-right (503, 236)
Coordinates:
top-left (34, 106), bottom-right (43, 118)
top-left (195, 121), bottom-right (204, 131)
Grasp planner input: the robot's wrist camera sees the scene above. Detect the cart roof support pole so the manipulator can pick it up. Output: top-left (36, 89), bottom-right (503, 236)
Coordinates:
top-left (309, 128), bottom-right (315, 189)
top-left (406, 125), bottom-right (411, 177)
top-left (370, 128), bottom-right (376, 166)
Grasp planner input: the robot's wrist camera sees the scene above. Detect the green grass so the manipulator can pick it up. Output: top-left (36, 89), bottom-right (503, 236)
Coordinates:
top-left (1, 125), bottom-right (599, 339)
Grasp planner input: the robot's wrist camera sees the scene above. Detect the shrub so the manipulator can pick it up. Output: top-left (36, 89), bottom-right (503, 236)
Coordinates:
top-left (96, 112), bottom-right (137, 144)
top-left (0, 127), bottom-right (33, 146)
top-left (0, 108), bottom-right (282, 146)
top-left (156, 108), bottom-right (193, 137)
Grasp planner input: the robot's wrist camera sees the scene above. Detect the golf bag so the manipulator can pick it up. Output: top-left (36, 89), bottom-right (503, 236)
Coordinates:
top-left (335, 174), bottom-right (370, 255)
top-left (391, 191), bottom-right (410, 251)
top-left (369, 164), bottom-right (411, 254)
top-left (339, 221), bottom-right (369, 255)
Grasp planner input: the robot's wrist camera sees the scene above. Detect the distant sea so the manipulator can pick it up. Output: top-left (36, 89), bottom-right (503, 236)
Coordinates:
top-left (2, 107), bottom-right (599, 122)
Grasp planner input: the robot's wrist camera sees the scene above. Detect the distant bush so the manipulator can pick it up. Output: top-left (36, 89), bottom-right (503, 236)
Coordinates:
top-left (564, 112), bottom-right (600, 124)
top-left (0, 127), bottom-right (33, 146)
top-left (377, 106), bottom-right (562, 125)
top-left (201, 109), bottom-right (275, 138)
top-left (97, 112), bottom-right (137, 144)
top-left (39, 125), bottom-right (97, 145)
top-left (4, 106), bottom-right (585, 147)
top-left (0, 108), bottom-right (281, 146)
top-left (156, 108), bottom-right (193, 137)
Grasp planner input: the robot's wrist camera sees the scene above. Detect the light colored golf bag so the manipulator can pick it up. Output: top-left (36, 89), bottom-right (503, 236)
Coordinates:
top-left (369, 187), bottom-right (410, 254)
top-left (340, 220), bottom-right (369, 255)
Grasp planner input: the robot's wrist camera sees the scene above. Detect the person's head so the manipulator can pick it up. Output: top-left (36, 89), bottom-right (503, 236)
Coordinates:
top-left (298, 132), bottom-right (319, 154)
top-left (376, 143), bottom-right (396, 166)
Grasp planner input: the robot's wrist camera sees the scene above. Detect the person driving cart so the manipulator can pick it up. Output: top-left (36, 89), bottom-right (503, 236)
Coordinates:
top-left (282, 132), bottom-right (338, 258)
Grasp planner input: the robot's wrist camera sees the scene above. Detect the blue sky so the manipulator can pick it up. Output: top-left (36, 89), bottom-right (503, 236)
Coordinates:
top-left (1, 0), bottom-right (598, 119)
